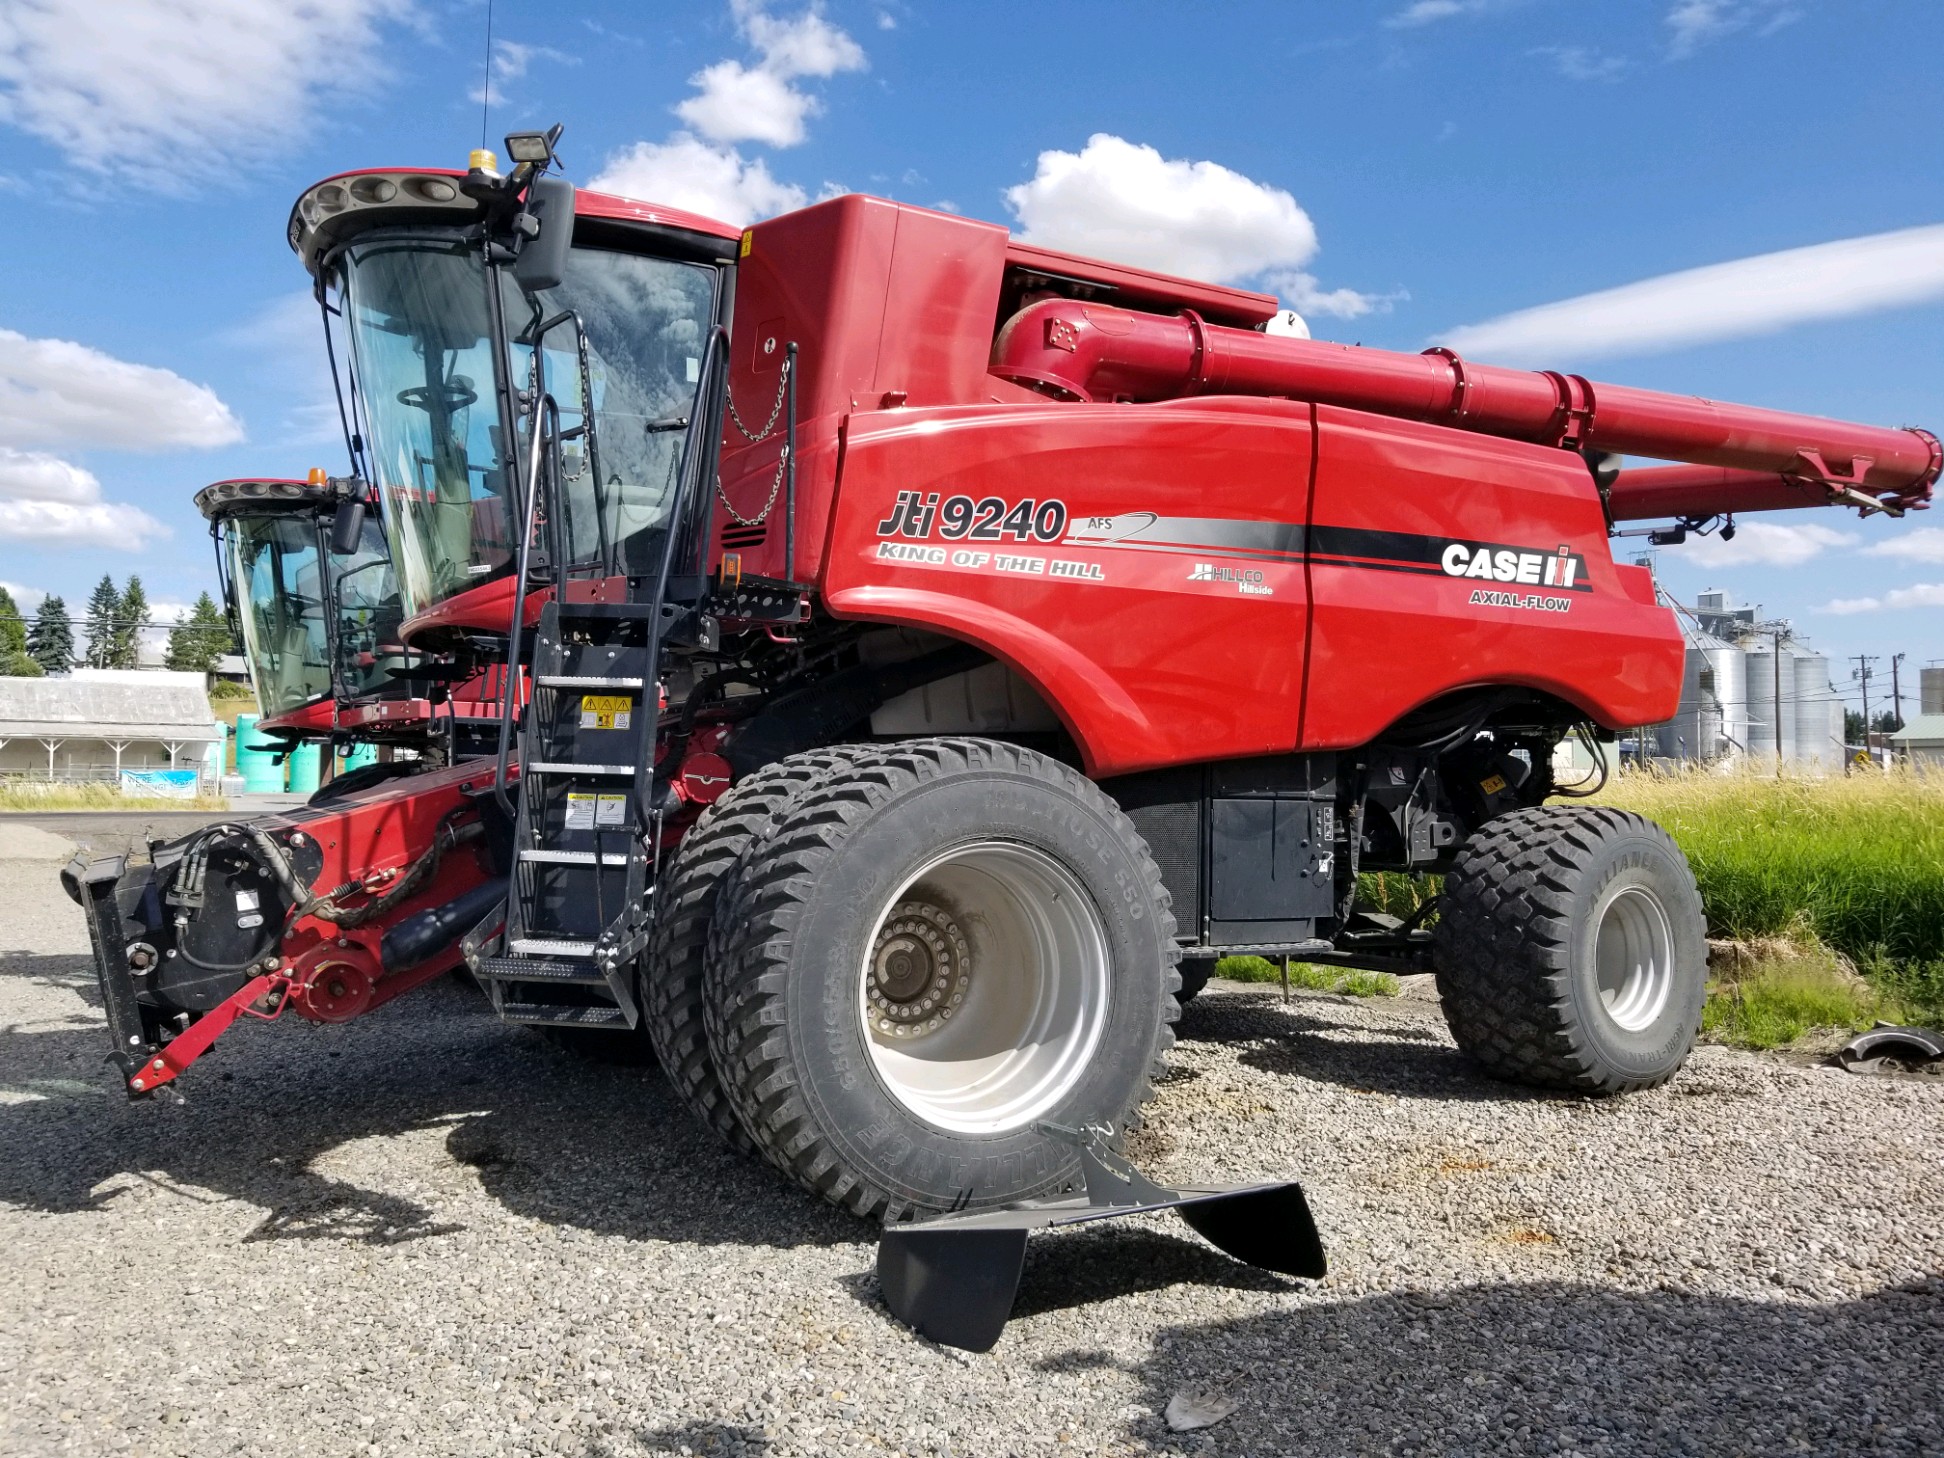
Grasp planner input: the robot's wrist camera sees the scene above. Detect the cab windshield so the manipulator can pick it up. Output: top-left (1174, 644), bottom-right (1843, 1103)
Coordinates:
top-left (329, 516), bottom-right (413, 701)
top-left (224, 514), bottom-right (332, 716)
top-left (337, 238), bottom-right (717, 620)
top-left (222, 513), bottom-right (411, 714)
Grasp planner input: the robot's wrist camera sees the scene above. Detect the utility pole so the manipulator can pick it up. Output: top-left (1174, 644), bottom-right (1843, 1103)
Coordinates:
top-left (1891, 652), bottom-right (1906, 731)
top-left (1851, 654), bottom-right (1878, 762)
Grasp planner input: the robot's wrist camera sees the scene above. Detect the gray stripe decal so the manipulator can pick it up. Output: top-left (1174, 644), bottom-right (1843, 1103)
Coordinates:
top-left (1061, 513), bottom-right (1306, 562)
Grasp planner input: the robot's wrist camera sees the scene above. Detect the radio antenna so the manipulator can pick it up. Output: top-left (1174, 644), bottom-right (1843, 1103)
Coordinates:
top-left (479, 0), bottom-right (496, 147)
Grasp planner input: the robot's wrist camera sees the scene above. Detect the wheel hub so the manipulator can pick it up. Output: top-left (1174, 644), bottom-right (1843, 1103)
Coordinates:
top-left (868, 903), bottom-right (971, 1037)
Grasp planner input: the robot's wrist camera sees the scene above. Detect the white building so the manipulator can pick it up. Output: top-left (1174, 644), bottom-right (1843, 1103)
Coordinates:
top-left (0, 670), bottom-right (223, 781)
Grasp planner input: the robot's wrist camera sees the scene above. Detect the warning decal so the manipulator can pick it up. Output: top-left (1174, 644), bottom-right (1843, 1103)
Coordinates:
top-left (564, 793), bottom-right (631, 831)
top-left (580, 694), bottom-right (633, 730)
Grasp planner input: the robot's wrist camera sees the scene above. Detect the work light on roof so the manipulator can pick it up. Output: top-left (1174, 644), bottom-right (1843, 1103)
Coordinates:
top-left (504, 131), bottom-right (554, 166)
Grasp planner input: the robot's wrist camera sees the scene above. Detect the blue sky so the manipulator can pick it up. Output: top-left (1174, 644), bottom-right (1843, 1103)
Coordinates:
top-left (0, 0), bottom-right (1939, 711)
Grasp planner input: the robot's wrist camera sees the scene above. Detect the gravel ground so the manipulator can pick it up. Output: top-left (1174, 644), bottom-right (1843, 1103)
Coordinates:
top-left (2, 820), bottom-right (1940, 1458)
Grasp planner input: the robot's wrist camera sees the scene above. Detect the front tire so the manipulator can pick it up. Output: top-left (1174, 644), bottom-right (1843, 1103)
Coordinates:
top-left (1433, 805), bottom-right (1706, 1093)
top-left (642, 746), bottom-right (882, 1150)
top-left (704, 738), bottom-right (1180, 1219)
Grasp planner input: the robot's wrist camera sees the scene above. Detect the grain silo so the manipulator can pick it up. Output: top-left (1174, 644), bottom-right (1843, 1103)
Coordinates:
top-left (1743, 638), bottom-right (1798, 767)
top-left (1792, 651), bottom-right (1839, 769)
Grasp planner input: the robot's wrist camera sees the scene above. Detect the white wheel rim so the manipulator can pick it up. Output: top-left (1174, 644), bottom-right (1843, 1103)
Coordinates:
top-left (1593, 883), bottom-right (1675, 1033)
top-left (858, 840), bottom-right (1111, 1135)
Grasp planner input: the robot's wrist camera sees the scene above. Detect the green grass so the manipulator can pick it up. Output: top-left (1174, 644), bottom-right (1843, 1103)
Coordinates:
top-left (1597, 768), bottom-right (1944, 968)
top-left (1214, 955), bottom-right (1399, 997)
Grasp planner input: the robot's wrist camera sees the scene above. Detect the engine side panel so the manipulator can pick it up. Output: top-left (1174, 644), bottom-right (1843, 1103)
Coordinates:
top-left (1299, 406), bottom-right (1684, 746)
top-left (820, 400), bottom-right (1316, 777)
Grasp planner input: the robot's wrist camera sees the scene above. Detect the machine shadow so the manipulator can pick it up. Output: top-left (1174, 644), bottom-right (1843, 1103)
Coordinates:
top-left (0, 956), bottom-right (862, 1252)
top-left (1178, 989), bottom-right (1536, 1104)
top-left (1100, 1277), bottom-right (1944, 1456)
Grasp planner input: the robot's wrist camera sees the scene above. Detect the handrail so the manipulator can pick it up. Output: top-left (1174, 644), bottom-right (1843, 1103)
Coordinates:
top-left (494, 391), bottom-right (559, 819)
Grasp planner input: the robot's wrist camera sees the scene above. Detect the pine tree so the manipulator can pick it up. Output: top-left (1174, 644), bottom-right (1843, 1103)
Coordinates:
top-left (112, 576), bottom-right (149, 670)
top-left (0, 585), bottom-right (25, 656)
top-left (84, 575), bottom-right (120, 669)
top-left (27, 596), bottom-right (73, 675)
top-left (166, 591), bottom-right (235, 673)
top-left (0, 585), bottom-right (40, 675)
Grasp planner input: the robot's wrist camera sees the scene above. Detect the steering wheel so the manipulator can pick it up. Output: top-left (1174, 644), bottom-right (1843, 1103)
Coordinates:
top-left (397, 376), bottom-right (479, 412)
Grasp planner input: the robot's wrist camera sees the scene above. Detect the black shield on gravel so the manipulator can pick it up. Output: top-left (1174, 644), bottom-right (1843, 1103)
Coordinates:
top-left (703, 738), bottom-right (1181, 1220)
top-left (1434, 805), bottom-right (1708, 1094)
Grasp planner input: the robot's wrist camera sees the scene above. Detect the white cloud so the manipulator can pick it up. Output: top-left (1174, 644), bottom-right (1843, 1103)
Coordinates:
top-left (876, 10), bottom-right (897, 29)
top-left (679, 61), bottom-right (821, 149)
top-left (1006, 135), bottom-right (1316, 284)
top-left (1667, 1), bottom-right (1801, 59)
top-left (0, 447), bottom-right (98, 503)
top-left (1386, 0), bottom-right (1521, 27)
top-left (593, 3), bottom-right (863, 225)
top-left (0, 327), bottom-right (242, 451)
top-left (470, 39), bottom-right (576, 107)
top-left (1819, 583), bottom-right (1944, 615)
top-left (1004, 134), bottom-right (1390, 327)
top-left (1532, 45), bottom-right (1629, 81)
top-left (0, 579), bottom-right (46, 611)
top-left (1860, 528), bottom-right (1944, 564)
top-left (0, 498), bottom-right (166, 549)
top-left (1669, 520), bottom-right (1855, 568)
top-left (591, 135), bottom-right (807, 226)
top-left (0, 0), bottom-right (415, 189)
top-left (1438, 223), bottom-right (1944, 364)
top-left (675, 1), bottom-right (864, 147)
top-left (1269, 271), bottom-right (1406, 321)
top-left (0, 448), bottom-right (171, 554)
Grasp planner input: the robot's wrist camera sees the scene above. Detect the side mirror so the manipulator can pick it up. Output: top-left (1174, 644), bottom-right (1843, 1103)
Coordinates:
top-left (329, 496), bottom-right (367, 555)
top-left (513, 176), bottom-right (575, 294)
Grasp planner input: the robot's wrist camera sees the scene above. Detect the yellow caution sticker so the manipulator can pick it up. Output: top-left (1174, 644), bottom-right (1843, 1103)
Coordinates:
top-left (564, 792), bottom-right (630, 830)
top-left (1479, 773), bottom-right (1507, 795)
top-left (580, 694), bottom-right (632, 731)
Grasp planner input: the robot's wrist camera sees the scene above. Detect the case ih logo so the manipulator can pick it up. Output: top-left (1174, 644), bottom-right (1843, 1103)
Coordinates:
top-left (1440, 541), bottom-right (1588, 591)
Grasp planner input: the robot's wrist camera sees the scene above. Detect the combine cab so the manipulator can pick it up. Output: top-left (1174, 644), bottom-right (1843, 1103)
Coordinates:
top-left (198, 473), bottom-right (505, 773)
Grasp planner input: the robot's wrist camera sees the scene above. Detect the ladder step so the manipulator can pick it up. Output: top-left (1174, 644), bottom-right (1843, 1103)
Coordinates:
top-left (500, 1002), bottom-right (631, 1028)
top-left (477, 956), bottom-right (610, 985)
top-left (526, 762), bottom-right (637, 776)
top-left (535, 675), bottom-right (645, 690)
top-left (518, 848), bottom-right (631, 866)
top-left (508, 935), bottom-right (599, 957)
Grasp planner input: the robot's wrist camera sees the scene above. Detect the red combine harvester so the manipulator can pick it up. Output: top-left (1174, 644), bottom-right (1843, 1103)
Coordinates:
top-left (66, 130), bottom-right (1934, 1342)
top-left (197, 472), bottom-right (509, 778)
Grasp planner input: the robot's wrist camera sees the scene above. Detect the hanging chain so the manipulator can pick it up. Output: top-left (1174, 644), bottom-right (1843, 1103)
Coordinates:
top-left (565, 322), bottom-right (598, 485)
top-left (716, 449), bottom-right (788, 527)
top-left (726, 355), bottom-right (791, 442)
top-left (716, 353), bottom-right (792, 526)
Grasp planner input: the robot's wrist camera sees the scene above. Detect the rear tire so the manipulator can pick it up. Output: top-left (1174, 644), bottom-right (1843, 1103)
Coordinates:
top-left (704, 738), bottom-right (1180, 1219)
top-left (642, 746), bottom-right (881, 1151)
top-left (1433, 805), bottom-right (1706, 1093)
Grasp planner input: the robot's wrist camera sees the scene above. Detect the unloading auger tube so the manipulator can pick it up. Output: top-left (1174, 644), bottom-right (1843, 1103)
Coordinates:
top-left (989, 298), bottom-right (1940, 515)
